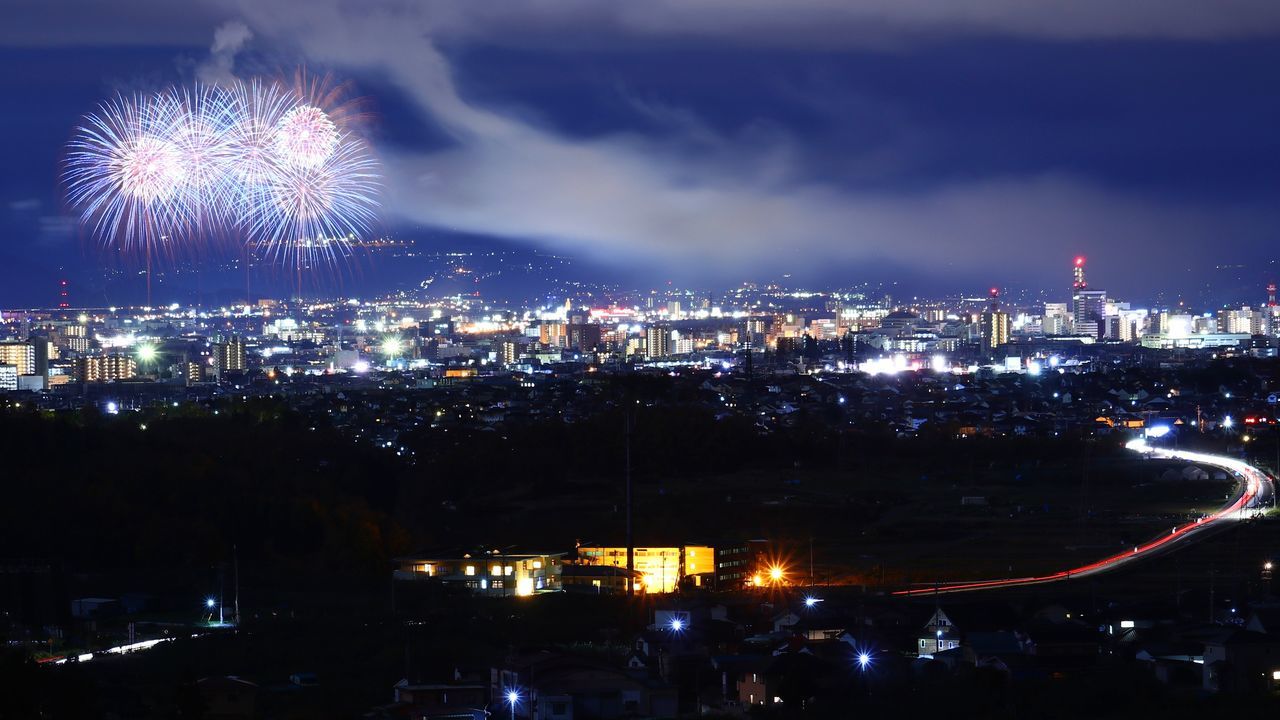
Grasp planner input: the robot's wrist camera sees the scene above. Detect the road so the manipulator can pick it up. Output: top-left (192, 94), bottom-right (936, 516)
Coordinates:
top-left (895, 439), bottom-right (1274, 596)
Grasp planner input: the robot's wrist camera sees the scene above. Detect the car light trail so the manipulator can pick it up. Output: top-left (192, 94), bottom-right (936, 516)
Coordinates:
top-left (895, 440), bottom-right (1272, 596)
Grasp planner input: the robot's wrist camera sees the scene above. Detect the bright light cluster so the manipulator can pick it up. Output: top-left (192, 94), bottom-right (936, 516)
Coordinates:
top-left (64, 78), bottom-right (380, 272)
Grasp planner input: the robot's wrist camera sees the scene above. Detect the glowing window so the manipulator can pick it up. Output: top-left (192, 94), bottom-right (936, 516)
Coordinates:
top-left (465, 565), bottom-right (475, 576)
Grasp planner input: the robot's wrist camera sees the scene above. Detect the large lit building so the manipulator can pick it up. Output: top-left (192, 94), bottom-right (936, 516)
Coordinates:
top-left (1071, 257), bottom-right (1106, 339)
top-left (576, 545), bottom-right (713, 593)
top-left (211, 336), bottom-right (246, 378)
top-left (393, 550), bottom-right (565, 597)
top-left (0, 364), bottom-right (17, 391)
top-left (0, 342), bottom-right (35, 376)
top-left (645, 325), bottom-right (672, 360)
top-left (76, 355), bottom-right (137, 382)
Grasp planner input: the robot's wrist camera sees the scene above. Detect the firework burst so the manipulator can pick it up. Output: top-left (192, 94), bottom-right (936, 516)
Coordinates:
top-left (64, 72), bottom-right (382, 288)
top-left (242, 131), bottom-right (381, 271)
top-left (64, 93), bottom-right (189, 254)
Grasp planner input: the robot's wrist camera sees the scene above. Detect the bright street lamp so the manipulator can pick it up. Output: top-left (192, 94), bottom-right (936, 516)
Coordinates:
top-left (504, 689), bottom-right (520, 720)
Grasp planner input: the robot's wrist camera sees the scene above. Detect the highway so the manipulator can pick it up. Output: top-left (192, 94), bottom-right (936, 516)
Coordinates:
top-left (895, 439), bottom-right (1274, 596)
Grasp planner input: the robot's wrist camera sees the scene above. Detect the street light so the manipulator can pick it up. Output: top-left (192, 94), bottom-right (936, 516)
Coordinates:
top-left (505, 689), bottom-right (520, 720)
top-left (769, 565), bottom-right (784, 583)
top-left (857, 651), bottom-right (872, 671)
top-left (380, 336), bottom-right (403, 364)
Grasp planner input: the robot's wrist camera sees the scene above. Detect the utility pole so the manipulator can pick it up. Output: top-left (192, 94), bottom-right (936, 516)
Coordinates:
top-left (625, 408), bottom-right (634, 597)
top-left (233, 544), bottom-right (240, 626)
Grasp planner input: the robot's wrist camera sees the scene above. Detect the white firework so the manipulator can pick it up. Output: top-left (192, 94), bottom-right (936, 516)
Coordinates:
top-left (274, 104), bottom-right (339, 169)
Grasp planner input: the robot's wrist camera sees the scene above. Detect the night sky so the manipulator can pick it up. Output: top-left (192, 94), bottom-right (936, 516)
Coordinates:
top-left (4, 0), bottom-right (1280, 306)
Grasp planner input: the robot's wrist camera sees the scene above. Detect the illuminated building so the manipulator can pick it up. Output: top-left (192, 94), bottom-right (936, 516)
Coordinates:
top-left (645, 325), bottom-right (672, 360)
top-left (211, 336), bottom-right (246, 379)
top-left (0, 342), bottom-right (35, 376)
top-left (0, 364), bottom-right (16, 391)
top-left (500, 339), bottom-right (521, 365)
top-left (1071, 258), bottom-right (1106, 339)
top-left (1043, 303), bottom-right (1070, 335)
top-left (979, 289), bottom-right (1009, 351)
top-left (539, 321), bottom-right (567, 348)
top-left (576, 545), bottom-right (713, 593)
top-left (393, 551), bottom-right (565, 597)
top-left (76, 354), bottom-right (136, 382)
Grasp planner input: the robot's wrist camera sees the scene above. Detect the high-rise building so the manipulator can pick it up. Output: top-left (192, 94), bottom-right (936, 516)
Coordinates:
top-left (499, 339), bottom-right (521, 366)
top-left (980, 288), bottom-right (1010, 350)
top-left (1070, 257), bottom-right (1107, 338)
top-left (76, 355), bottom-right (137, 383)
top-left (211, 336), bottom-right (246, 379)
top-left (567, 323), bottom-right (602, 352)
top-left (539, 321), bottom-right (567, 348)
top-left (1218, 308), bottom-right (1254, 335)
top-left (645, 324), bottom-right (672, 359)
top-left (0, 342), bottom-right (35, 376)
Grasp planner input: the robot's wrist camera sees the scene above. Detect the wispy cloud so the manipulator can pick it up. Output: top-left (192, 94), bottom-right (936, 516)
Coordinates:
top-left (218, 0), bottom-right (1273, 289)
top-left (196, 20), bottom-right (253, 85)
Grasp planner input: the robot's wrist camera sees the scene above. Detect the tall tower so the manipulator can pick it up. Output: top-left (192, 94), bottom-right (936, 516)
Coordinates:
top-left (1072, 256), bottom-right (1087, 290)
top-left (58, 279), bottom-right (70, 309)
top-left (1267, 282), bottom-right (1276, 307)
top-left (980, 287), bottom-right (1009, 351)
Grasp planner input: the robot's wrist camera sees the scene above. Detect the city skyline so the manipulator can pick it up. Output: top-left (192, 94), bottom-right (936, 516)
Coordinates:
top-left (4, 1), bottom-right (1280, 305)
